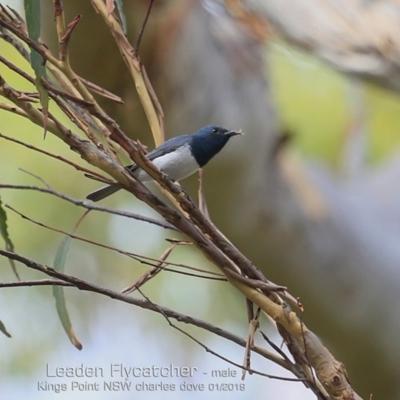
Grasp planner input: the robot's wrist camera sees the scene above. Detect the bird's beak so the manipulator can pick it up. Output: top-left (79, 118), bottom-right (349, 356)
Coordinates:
top-left (225, 129), bottom-right (244, 137)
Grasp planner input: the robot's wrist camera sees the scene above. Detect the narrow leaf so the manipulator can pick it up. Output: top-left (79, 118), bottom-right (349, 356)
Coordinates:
top-left (24, 0), bottom-right (49, 137)
top-left (0, 197), bottom-right (20, 280)
top-left (53, 236), bottom-right (82, 350)
top-left (115, 0), bottom-right (127, 35)
top-left (0, 319), bottom-right (12, 338)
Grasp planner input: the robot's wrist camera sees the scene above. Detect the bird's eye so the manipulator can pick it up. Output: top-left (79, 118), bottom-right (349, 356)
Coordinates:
top-left (212, 128), bottom-right (218, 133)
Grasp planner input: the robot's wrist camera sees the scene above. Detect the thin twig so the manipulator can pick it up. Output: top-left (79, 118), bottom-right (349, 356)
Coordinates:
top-left (0, 279), bottom-right (73, 288)
top-left (18, 168), bottom-right (52, 189)
top-left (134, 0), bottom-right (155, 56)
top-left (224, 267), bottom-right (287, 293)
top-left (0, 130), bottom-right (110, 181)
top-left (3, 201), bottom-right (224, 279)
top-left (0, 25), bottom-right (29, 59)
top-left (122, 243), bottom-right (177, 294)
top-left (0, 54), bottom-right (34, 82)
top-left (242, 311), bottom-right (260, 380)
top-left (141, 64), bottom-right (164, 143)
top-left (198, 168), bottom-right (210, 220)
top-left (0, 184), bottom-right (174, 231)
top-left (78, 75), bottom-right (123, 103)
top-left (0, 248), bottom-right (297, 377)
top-left (59, 15), bottom-right (81, 62)
top-left (135, 288), bottom-right (304, 382)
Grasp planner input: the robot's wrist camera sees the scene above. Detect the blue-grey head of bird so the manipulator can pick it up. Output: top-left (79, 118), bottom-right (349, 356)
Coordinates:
top-left (190, 125), bottom-right (242, 167)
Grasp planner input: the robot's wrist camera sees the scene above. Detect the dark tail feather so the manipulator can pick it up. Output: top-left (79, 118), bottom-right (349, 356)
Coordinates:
top-left (86, 185), bottom-right (121, 202)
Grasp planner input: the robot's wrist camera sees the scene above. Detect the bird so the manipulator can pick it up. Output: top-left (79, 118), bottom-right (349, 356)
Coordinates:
top-left (86, 125), bottom-right (241, 202)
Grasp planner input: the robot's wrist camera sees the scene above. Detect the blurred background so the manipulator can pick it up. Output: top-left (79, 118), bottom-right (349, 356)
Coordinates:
top-left (1, 0), bottom-right (400, 398)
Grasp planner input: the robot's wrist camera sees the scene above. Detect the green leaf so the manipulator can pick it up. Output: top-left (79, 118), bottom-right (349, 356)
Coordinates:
top-left (0, 197), bottom-right (20, 280)
top-left (0, 319), bottom-right (12, 338)
top-left (115, 0), bottom-right (127, 35)
top-left (53, 236), bottom-right (82, 350)
top-left (24, 0), bottom-right (49, 137)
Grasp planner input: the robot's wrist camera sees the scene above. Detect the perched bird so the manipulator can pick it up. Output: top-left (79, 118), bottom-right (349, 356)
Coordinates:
top-left (86, 125), bottom-right (241, 202)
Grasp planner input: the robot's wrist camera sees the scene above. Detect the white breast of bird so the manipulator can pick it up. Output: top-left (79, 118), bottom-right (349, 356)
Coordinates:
top-left (134, 143), bottom-right (199, 183)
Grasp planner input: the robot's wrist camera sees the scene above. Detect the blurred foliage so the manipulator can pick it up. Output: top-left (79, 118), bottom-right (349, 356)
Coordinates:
top-left (268, 42), bottom-right (400, 166)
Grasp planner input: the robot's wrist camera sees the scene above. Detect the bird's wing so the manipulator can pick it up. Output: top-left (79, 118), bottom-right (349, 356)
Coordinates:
top-left (127, 135), bottom-right (191, 172)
